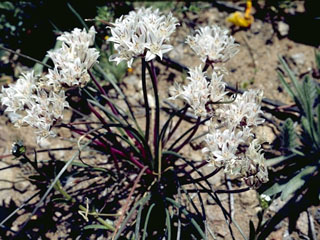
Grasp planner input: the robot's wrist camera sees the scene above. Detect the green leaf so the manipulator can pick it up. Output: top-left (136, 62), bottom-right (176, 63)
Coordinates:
top-left (142, 203), bottom-right (155, 240)
top-left (315, 50), bottom-right (320, 72)
top-left (134, 198), bottom-right (145, 240)
top-left (280, 118), bottom-right (298, 151)
top-left (114, 194), bottom-right (151, 240)
top-left (317, 103), bottom-right (320, 142)
top-left (301, 77), bottom-right (319, 144)
top-left (0, 2), bottom-right (14, 10)
top-left (84, 224), bottom-right (111, 230)
top-left (67, 3), bottom-right (88, 31)
top-left (262, 182), bottom-right (288, 197)
top-left (18, 139), bottom-right (94, 233)
top-left (266, 153), bottom-right (296, 167)
top-left (301, 116), bottom-right (314, 146)
top-left (166, 197), bottom-right (206, 239)
top-left (280, 164), bottom-right (317, 201)
top-left (278, 71), bottom-right (295, 99)
top-left (279, 57), bottom-right (305, 107)
top-left (165, 208), bottom-right (172, 240)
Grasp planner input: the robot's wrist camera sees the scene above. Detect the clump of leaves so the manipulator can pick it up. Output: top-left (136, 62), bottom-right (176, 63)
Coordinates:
top-left (257, 56), bottom-right (320, 239)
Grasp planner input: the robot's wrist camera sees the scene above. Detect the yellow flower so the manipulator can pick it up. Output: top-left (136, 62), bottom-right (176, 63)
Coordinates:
top-left (127, 67), bottom-right (133, 73)
top-left (104, 35), bottom-right (109, 40)
top-left (226, 0), bottom-right (254, 28)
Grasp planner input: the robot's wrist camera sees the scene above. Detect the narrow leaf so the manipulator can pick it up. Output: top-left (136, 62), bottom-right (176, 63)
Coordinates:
top-left (84, 224), bottom-right (111, 230)
top-left (281, 164), bottom-right (317, 201)
top-left (165, 208), bottom-right (172, 240)
top-left (142, 203), bottom-right (155, 240)
top-left (278, 71), bottom-right (295, 99)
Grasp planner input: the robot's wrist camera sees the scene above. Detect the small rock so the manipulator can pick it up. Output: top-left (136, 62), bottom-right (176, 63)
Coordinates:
top-left (251, 21), bottom-right (263, 34)
top-left (291, 53), bottom-right (305, 65)
top-left (239, 189), bottom-right (258, 206)
top-left (282, 229), bottom-right (293, 240)
top-left (278, 21), bottom-right (290, 37)
top-left (55, 211), bottom-right (62, 218)
top-left (269, 197), bottom-right (286, 212)
top-left (255, 125), bottom-right (276, 144)
top-left (39, 138), bottom-right (51, 148)
top-left (296, 211), bottom-right (309, 236)
top-left (315, 208), bottom-right (320, 224)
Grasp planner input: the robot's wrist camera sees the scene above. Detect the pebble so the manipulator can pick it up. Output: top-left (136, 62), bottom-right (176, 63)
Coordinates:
top-left (291, 53), bottom-right (305, 65)
top-left (278, 21), bottom-right (290, 37)
top-left (269, 197), bottom-right (286, 212)
top-left (296, 211), bottom-right (309, 236)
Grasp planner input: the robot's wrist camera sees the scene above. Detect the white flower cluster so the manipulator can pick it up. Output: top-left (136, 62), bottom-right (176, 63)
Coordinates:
top-left (46, 27), bottom-right (99, 90)
top-left (0, 27), bottom-right (99, 143)
top-left (202, 101), bottom-right (268, 188)
top-left (216, 89), bottom-right (265, 128)
top-left (170, 65), bottom-right (227, 116)
top-left (172, 25), bottom-right (268, 188)
top-left (107, 7), bottom-right (179, 67)
top-left (186, 25), bottom-right (239, 63)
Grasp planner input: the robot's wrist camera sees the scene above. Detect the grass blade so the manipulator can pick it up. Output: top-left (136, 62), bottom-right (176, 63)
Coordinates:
top-left (165, 208), bottom-right (172, 240)
top-left (67, 3), bottom-right (89, 31)
top-left (166, 197), bottom-right (206, 239)
top-left (142, 203), bottom-right (155, 240)
top-left (114, 194), bottom-right (151, 240)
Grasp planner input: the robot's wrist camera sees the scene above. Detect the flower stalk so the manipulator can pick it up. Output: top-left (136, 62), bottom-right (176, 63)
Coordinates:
top-left (53, 180), bottom-right (115, 231)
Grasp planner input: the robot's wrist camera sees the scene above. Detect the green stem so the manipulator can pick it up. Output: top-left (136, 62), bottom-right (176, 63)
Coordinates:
top-left (54, 180), bottom-right (115, 231)
top-left (0, 45), bottom-right (52, 69)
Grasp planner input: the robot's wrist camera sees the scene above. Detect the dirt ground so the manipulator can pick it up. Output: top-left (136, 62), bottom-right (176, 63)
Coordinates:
top-left (0, 2), bottom-right (319, 239)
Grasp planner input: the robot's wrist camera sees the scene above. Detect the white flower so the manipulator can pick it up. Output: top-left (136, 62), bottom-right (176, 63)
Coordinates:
top-left (108, 7), bottom-right (179, 67)
top-left (202, 117), bottom-right (268, 188)
top-left (0, 71), bottom-right (37, 114)
top-left (186, 25), bottom-right (239, 63)
top-left (0, 27), bottom-right (98, 144)
top-left (170, 65), bottom-right (209, 116)
top-left (243, 139), bottom-right (269, 188)
top-left (203, 127), bottom-right (252, 167)
top-left (217, 89), bottom-right (265, 128)
top-left (170, 65), bottom-right (230, 116)
top-left (46, 26), bottom-right (99, 88)
top-left (208, 71), bottom-right (228, 102)
top-left (145, 32), bottom-right (173, 61)
top-left (57, 26), bottom-right (96, 46)
top-left (1, 74), bottom-right (69, 144)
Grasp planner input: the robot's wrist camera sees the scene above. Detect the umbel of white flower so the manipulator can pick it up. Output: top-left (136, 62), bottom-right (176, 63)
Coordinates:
top-left (217, 89), bottom-right (265, 128)
top-left (0, 71), bottom-right (69, 143)
top-left (46, 26), bottom-right (99, 90)
top-left (0, 27), bottom-right (100, 144)
top-left (171, 64), bottom-right (268, 187)
top-left (170, 65), bottom-right (227, 117)
top-left (107, 7), bottom-right (179, 68)
top-left (186, 25), bottom-right (239, 63)
top-left (170, 23), bottom-right (268, 188)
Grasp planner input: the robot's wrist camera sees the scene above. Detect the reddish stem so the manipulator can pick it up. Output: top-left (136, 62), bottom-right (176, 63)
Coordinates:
top-left (71, 128), bottom-right (153, 176)
top-left (88, 69), bottom-right (146, 161)
top-left (163, 106), bottom-right (188, 147)
top-left (173, 117), bottom-right (201, 153)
